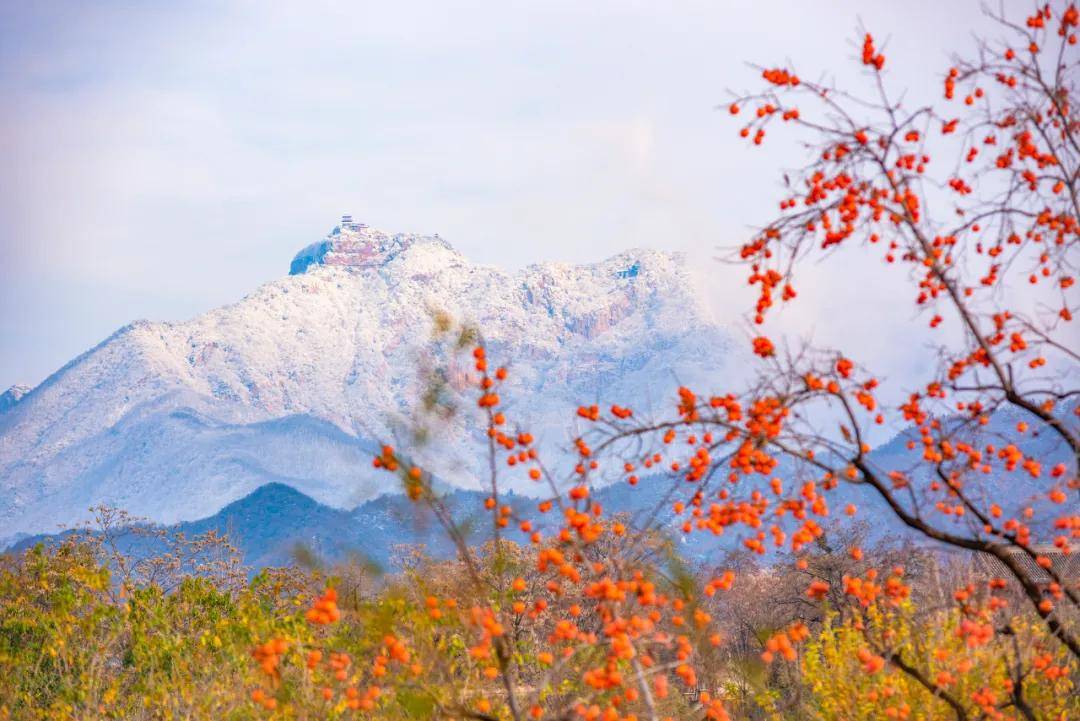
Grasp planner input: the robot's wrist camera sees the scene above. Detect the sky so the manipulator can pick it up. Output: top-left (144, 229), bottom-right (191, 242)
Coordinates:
top-left (0, 0), bottom-right (1000, 392)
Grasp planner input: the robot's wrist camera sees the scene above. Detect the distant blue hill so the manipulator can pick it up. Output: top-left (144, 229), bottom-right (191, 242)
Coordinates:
top-left (7, 475), bottom-right (734, 573)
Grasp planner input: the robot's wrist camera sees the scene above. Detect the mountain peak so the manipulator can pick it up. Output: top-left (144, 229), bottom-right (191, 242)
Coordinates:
top-left (290, 216), bottom-right (454, 275)
top-left (0, 384), bottom-right (31, 414)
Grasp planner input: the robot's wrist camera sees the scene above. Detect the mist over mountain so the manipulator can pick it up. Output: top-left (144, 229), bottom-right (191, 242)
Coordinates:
top-left (14, 396), bottom-right (1070, 571)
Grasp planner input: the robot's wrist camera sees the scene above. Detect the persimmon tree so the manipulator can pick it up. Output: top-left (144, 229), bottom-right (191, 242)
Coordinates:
top-left (249, 328), bottom-right (735, 720)
top-left (245, 4), bottom-right (1078, 721)
top-left (578, 2), bottom-right (1079, 718)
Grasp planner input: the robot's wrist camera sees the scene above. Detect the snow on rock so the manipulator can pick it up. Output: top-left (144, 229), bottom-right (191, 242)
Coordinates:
top-left (289, 220), bottom-right (454, 275)
top-left (0, 385), bottom-right (31, 414)
top-left (0, 219), bottom-right (735, 542)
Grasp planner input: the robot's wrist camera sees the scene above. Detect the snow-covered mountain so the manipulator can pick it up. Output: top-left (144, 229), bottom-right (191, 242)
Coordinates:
top-left (0, 219), bottom-right (736, 542)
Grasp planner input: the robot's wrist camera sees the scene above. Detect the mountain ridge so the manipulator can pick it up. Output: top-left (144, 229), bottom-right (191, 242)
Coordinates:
top-left (0, 219), bottom-right (737, 542)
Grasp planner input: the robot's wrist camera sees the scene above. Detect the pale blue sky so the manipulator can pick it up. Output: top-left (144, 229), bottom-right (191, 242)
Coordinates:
top-left (1, 0), bottom-right (994, 391)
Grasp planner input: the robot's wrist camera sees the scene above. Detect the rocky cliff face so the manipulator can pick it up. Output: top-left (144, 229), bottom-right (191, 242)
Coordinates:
top-left (0, 220), bottom-right (737, 542)
top-left (289, 222), bottom-right (454, 275)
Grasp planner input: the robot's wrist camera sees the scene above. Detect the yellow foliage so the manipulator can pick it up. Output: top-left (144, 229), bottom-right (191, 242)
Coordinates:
top-left (800, 603), bottom-right (1078, 721)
